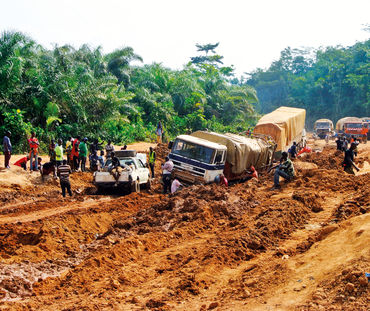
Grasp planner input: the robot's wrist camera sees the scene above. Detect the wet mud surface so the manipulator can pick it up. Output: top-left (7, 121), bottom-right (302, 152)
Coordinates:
top-left (0, 142), bottom-right (368, 310)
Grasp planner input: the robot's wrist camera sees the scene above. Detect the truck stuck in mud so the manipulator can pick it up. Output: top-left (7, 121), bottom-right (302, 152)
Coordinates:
top-left (253, 106), bottom-right (307, 157)
top-left (168, 131), bottom-right (276, 184)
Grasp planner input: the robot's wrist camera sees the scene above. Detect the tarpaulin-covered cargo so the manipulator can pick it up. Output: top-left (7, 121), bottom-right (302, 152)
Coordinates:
top-left (314, 119), bottom-right (334, 130)
top-left (253, 106), bottom-right (306, 152)
top-left (191, 131), bottom-right (275, 174)
top-left (336, 117), bottom-right (362, 131)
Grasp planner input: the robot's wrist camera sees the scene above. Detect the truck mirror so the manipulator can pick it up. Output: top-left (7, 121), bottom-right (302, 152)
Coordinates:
top-left (168, 141), bottom-right (173, 149)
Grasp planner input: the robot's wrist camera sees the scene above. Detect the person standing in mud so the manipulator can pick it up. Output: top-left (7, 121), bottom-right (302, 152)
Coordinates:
top-left (28, 132), bottom-right (39, 171)
top-left (288, 142), bottom-right (297, 159)
top-left (49, 139), bottom-right (56, 164)
top-left (335, 137), bottom-right (343, 151)
top-left (79, 138), bottom-right (88, 172)
top-left (161, 156), bottom-right (173, 194)
top-left (342, 136), bottom-right (348, 152)
top-left (156, 122), bottom-right (163, 144)
top-left (270, 151), bottom-right (295, 190)
top-left (148, 146), bottom-right (156, 178)
top-left (57, 159), bottom-right (72, 197)
top-left (342, 143), bottom-right (360, 175)
top-left (71, 136), bottom-right (80, 171)
top-left (3, 130), bottom-right (12, 169)
top-left (55, 139), bottom-right (63, 167)
top-left (66, 137), bottom-right (73, 167)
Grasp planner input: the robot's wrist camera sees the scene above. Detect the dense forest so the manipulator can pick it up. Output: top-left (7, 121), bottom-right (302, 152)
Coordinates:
top-left (0, 33), bottom-right (258, 152)
top-left (0, 31), bottom-right (369, 152)
top-left (245, 40), bottom-right (369, 127)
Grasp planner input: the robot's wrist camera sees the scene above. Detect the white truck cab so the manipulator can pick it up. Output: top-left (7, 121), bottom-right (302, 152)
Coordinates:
top-left (93, 150), bottom-right (150, 193)
top-left (169, 135), bottom-right (227, 184)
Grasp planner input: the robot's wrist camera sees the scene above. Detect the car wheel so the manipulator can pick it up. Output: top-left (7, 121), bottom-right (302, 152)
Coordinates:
top-left (146, 177), bottom-right (151, 190)
top-left (131, 180), bottom-right (140, 193)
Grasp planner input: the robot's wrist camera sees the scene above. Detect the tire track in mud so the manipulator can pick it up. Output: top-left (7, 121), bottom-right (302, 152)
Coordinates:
top-left (0, 197), bottom-right (113, 224)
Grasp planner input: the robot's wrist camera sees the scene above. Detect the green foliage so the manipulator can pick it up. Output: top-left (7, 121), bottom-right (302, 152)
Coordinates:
top-left (0, 32), bottom-right (260, 151)
top-left (0, 109), bottom-right (33, 152)
top-left (246, 42), bottom-right (370, 127)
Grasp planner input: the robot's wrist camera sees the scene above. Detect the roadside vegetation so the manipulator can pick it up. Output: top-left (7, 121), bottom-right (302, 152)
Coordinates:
top-left (245, 39), bottom-right (370, 126)
top-left (0, 33), bottom-right (258, 152)
top-left (0, 31), bottom-right (369, 152)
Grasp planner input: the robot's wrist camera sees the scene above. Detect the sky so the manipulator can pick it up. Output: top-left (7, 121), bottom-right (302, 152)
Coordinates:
top-left (0, 0), bottom-right (369, 76)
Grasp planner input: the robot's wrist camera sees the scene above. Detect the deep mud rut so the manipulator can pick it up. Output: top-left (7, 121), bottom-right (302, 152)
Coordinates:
top-left (0, 141), bottom-right (369, 310)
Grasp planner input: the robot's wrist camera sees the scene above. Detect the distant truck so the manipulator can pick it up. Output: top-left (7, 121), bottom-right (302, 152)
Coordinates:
top-left (335, 117), bottom-right (364, 139)
top-left (253, 106), bottom-right (306, 157)
top-left (313, 119), bottom-right (334, 139)
top-left (361, 117), bottom-right (370, 141)
top-left (93, 150), bottom-right (150, 193)
top-left (168, 131), bottom-right (276, 184)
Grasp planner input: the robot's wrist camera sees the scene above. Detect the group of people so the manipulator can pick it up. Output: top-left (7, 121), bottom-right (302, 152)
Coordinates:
top-left (270, 134), bottom-right (362, 190)
top-left (1, 130), bottom-right (129, 197)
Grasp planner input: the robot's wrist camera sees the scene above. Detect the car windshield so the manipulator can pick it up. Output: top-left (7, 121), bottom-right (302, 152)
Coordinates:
top-left (172, 139), bottom-right (215, 164)
top-left (316, 122), bottom-right (330, 129)
top-left (345, 123), bottom-right (362, 129)
top-left (105, 158), bottom-right (136, 168)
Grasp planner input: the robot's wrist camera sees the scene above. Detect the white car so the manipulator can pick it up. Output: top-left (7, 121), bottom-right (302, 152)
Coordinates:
top-left (93, 150), bottom-right (151, 193)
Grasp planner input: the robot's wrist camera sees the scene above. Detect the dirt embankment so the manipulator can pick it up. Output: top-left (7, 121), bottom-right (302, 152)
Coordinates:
top-left (0, 141), bottom-right (368, 310)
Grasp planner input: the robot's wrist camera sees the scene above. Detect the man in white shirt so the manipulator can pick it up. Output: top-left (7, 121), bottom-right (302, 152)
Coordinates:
top-left (162, 156), bottom-right (173, 194)
top-left (171, 179), bottom-right (182, 194)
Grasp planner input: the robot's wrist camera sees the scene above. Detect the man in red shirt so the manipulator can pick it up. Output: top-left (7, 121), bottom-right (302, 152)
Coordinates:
top-left (28, 132), bottom-right (39, 171)
top-left (14, 156), bottom-right (29, 170)
top-left (71, 136), bottom-right (80, 171)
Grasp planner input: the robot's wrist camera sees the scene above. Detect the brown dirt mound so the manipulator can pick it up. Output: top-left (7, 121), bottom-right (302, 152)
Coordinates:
top-left (299, 259), bottom-right (369, 311)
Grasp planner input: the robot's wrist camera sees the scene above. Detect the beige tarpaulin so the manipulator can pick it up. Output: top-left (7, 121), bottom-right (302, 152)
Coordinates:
top-left (191, 131), bottom-right (274, 174)
top-left (314, 119), bottom-right (334, 131)
top-left (253, 106), bottom-right (306, 152)
top-left (335, 117), bottom-right (362, 131)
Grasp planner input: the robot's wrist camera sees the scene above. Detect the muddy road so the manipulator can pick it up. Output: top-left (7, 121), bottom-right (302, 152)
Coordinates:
top-left (0, 140), bottom-right (369, 310)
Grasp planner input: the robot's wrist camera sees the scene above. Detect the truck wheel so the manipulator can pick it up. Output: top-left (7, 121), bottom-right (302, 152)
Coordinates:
top-left (131, 180), bottom-right (140, 193)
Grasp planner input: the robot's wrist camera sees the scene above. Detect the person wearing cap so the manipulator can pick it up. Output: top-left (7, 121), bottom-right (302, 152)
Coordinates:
top-left (270, 151), bottom-right (295, 190)
top-left (215, 174), bottom-right (228, 187)
top-left (79, 137), bottom-right (88, 172)
top-left (55, 139), bottom-right (64, 167)
top-left (3, 131), bottom-right (12, 169)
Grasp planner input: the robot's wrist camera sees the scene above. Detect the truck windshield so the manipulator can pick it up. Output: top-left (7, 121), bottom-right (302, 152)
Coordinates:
top-left (345, 123), bottom-right (362, 129)
top-left (172, 139), bottom-right (215, 164)
top-left (316, 122), bottom-right (330, 129)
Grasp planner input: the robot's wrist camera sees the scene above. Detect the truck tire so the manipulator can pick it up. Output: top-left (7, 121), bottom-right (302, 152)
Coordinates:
top-left (131, 180), bottom-right (140, 193)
